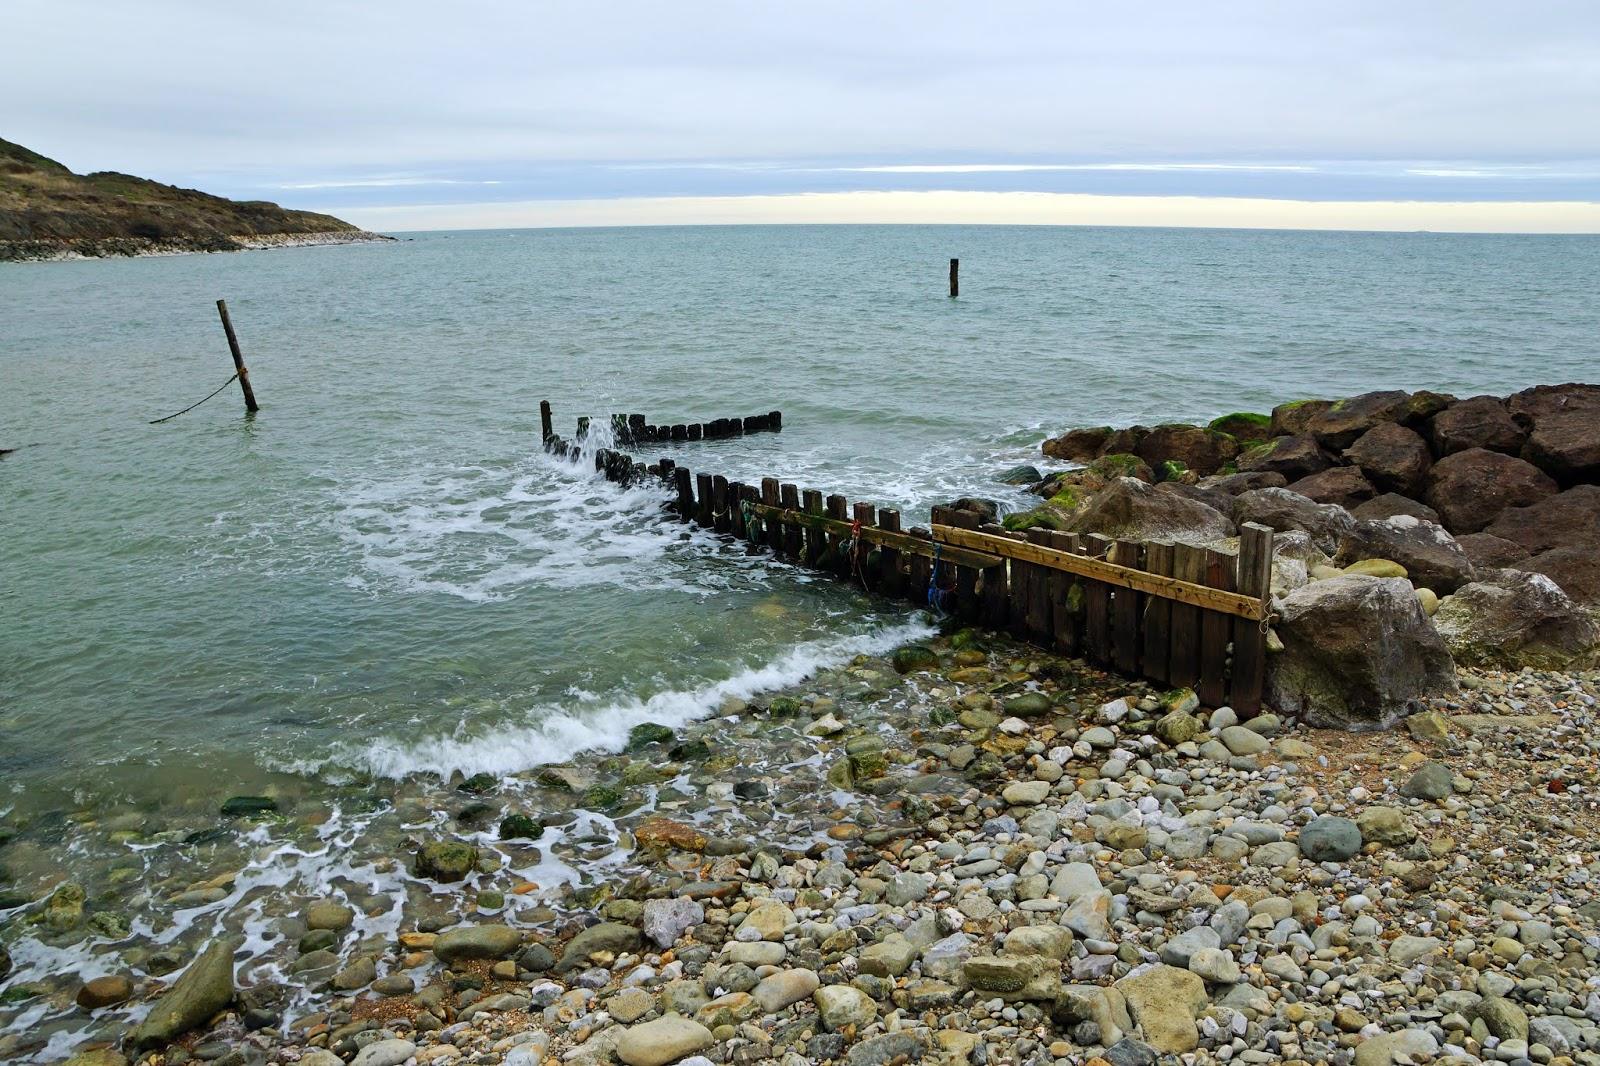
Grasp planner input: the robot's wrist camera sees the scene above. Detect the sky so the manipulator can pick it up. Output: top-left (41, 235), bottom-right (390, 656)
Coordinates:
top-left (7, 1), bottom-right (1600, 233)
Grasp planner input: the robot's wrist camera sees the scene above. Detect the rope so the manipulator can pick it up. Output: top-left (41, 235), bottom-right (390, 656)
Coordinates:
top-left (926, 542), bottom-right (955, 614)
top-left (740, 500), bottom-right (761, 545)
top-left (847, 517), bottom-right (871, 590)
top-left (149, 372), bottom-right (240, 424)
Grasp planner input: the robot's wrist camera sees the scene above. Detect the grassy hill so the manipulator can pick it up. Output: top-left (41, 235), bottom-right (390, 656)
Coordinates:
top-left (0, 138), bottom-right (389, 261)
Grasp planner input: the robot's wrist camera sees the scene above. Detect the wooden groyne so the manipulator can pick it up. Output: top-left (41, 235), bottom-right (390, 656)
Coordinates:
top-left (539, 401), bottom-right (781, 454)
top-left (546, 401), bottom-right (1275, 716)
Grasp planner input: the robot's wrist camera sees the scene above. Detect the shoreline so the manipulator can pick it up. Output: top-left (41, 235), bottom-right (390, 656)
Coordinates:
top-left (0, 231), bottom-right (394, 264)
top-left (4, 624), bottom-right (1599, 1066)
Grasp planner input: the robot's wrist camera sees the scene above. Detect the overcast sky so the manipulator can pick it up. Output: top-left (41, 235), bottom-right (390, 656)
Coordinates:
top-left (8, 1), bottom-right (1600, 231)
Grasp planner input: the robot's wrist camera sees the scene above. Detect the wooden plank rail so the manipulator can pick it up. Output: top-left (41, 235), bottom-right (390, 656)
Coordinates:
top-left (563, 392), bottom-right (1277, 716)
top-left (928, 524), bottom-right (1270, 621)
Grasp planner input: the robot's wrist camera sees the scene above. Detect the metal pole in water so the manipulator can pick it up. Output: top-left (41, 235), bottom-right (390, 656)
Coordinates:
top-left (215, 300), bottom-right (259, 412)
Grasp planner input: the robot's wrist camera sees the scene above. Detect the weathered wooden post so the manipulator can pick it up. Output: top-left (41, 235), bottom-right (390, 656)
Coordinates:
top-left (540, 401), bottom-right (553, 442)
top-left (949, 259), bottom-right (959, 298)
top-left (215, 300), bottom-right (259, 412)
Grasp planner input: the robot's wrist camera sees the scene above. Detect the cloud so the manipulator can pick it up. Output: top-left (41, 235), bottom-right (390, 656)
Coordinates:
top-left (276, 178), bottom-right (505, 190)
top-left (827, 163), bottom-right (1320, 174)
top-left (332, 189), bottom-right (1600, 235)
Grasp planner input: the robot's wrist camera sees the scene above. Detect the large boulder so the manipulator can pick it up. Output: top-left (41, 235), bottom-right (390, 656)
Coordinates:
top-left (1236, 435), bottom-right (1333, 482)
top-left (1344, 423), bottom-right (1432, 497)
top-left (1115, 965), bottom-right (1207, 1054)
top-left (1232, 487), bottom-right (1355, 555)
top-left (1266, 576), bottom-right (1457, 730)
top-left (1285, 466), bottom-right (1376, 510)
top-left (1207, 412), bottom-right (1273, 442)
top-left (1352, 493), bottom-right (1441, 524)
top-left (1198, 470), bottom-right (1287, 495)
top-left (1065, 477), bottom-right (1234, 544)
top-left (1507, 383), bottom-right (1600, 484)
top-left (1134, 424), bottom-right (1239, 477)
top-left (131, 937), bottom-right (239, 1048)
top-left (1428, 394), bottom-right (1526, 457)
top-left (1483, 485), bottom-right (1600, 555)
top-left (1269, 399), bottom-right (1332, 438)
top-left (1307, 390), bottom-right (1412, 450)
top-left (1434, 570), bottom-right (1598, 669)
top-left (1519, 548), bottom-right (1600, 606)
top-left (1424, 448), bottom-right (1558, 534)
top-left (1457, 532), bottom-right (1530, 569)
top-left (1335, 515), bottom-right (1477, 594)
top-left (1042, 427), bottom-right (1112, 462)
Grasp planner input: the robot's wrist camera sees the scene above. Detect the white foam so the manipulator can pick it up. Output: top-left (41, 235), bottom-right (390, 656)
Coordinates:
top-left (325, 618), bottom-right (934, 781)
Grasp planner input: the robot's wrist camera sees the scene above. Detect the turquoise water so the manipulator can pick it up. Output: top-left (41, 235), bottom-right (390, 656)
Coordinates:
top-left (3, 224), bottom-right (1599, 802)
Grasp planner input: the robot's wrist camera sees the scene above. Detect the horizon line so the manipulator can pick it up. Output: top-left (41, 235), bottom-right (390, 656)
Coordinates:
top-left (328, 189), bottom-right (1600, 236)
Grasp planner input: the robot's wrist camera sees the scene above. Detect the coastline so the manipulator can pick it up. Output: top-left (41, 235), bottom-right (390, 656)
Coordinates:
top-left (0, 231), bottom-right (395, 264)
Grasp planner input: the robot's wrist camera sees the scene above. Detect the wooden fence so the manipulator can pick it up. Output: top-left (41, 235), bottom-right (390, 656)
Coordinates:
top-left (574, 433), bottom-right (1276, 716)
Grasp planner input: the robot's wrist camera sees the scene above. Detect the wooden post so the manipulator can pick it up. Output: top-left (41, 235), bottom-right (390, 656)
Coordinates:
top-left (802, 490), bottom-right (825, 566)
top-left (877, 509), bottom-right (904, 598)
top-left (674, 467), bottom-right (694, 520)
top-left (540, 400), bottom-right (553, 442)
top-left (215, 299), bottom-right (259, 412)
top-left (1231, 524), bottom-right (1275, 717)
top-left (696, 473), bottom-right (715, 527)
top-left (712, 476), bottom-right (731, 535)
top-left (949, 258), bottom-right (959, 298)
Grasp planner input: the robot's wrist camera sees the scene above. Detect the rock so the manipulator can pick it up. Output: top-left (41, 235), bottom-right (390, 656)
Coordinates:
top-left (1389, 935), bottom-right (1443, 964)
top-left (616, 1015), bottom-right (714, 1066)
top-left (1335, 514), bottom-right (1476, 594)
top-left (962, 955), bottom-right (1060, 1001)
top-left (1352, 492), bottom-right (1441, 524)
top-left (627, 722), bottom-right (675, 750)
top-left (813, 984), bottom-right (877, 1031)
top-left (1429, 394), bottom-right (1526, 457)
top-left (1003, 925), bottom-right (1075, 960)
top-left (1133, 424), bottom-right (1240, 477)
top-left (1399, 761), bottom-right (1454, 800)
top-left (1342, 558), bottom-right (1406, 578)
top-left (415, 841), bottom-right (478, 882)
top-left (1266, 576), bottom-right (1457, 730)
top-left (751, 969), bottom-right (819, 1013)
top-left (1507, 382), bottom-right (1600, 483)
top-left (1002, 781), bottom-right (1050, 806)
top-left (61, 1052), bottom-right (129, 1066)
top-left (1066, 477), bottom-right (1234, 544)
top-left (333, 956), bottom-right (376, 990)
top-left (1218, 726), bottom-right (1268, 756)
top-left (1232, 487), bottom-right (1354, 554)
top-left (1042, 426), bottom-right (1113, 462)
top-left (859, 934), bottom-right (918, 977)
top-left (1425, 448), bottom-right (1558, 534)
top-left (433, 925), bottom-right (522, 963)
top-left (1187, 947), bottom-right (1240, 983)
top-left (1356, 806), bottom-right (1416, 846)
top-left (1477, 996), bottom-right (1531, 1041)
top-left (1236, 435), bottom-right (1334, 482)
top-left (1457, 531), bottom-right (1531, 568)
top-left (1269, 399), bottom-right (1333, 438)
top-left (559, 922), bottom-right (641, 969)
top-left (885, 872), bottom-right (932, 906)
top-left (642, 898), bottom-right (704, 949)
top-left (305, 899), bottom-right (354, 932)
top-left (76, 974), bottom-right (134, 1009)
top-left (1115, 964), bottom-right (1207, 1054)
top-left (1198, 470), bottom-right (1288, 495)
top-left (1208, 411), bottom-right (1273, 442)
top-left (1434, 569), bottom-right (1599, 669)
top-left (1344, 422), bottom-right (1433, 496)
top-left (351, 1040), bottom-right (418, 1066)
top-left (846, 1034), bottom-right (925, 1066)
top-left (1522, 545), bottom-right (1600, 605)
top-left (1154, 710), bottom-right (1204, 745)
top-left (44, 882), bottom-right (85, 930)
top-left (1286, 466), bottom-right (1376, 510)
top-left (219, 796), bottom-right (277, 817)
top-left (997, 464), bottom-right (1043, 485)
top-left (130, 937), bottom-right (239, 1048)
top-left (1353, 1028), bottom-right (1439, 1066)
top-left (608, 986), bottom-right (655, 1023)
top-left (1308, 390), bottom-right (1412, 450)
top-left (498, 813), bottom-right (540, 839)
top-left (1003, 692), bottom-right (1053, 718)
top-left (1484, 485), bottom-right (1600, 555)
top-left (634, 817), bottom-right (708, 852)
top-left (741, 900), bottom-right (795, 941)
top-left (1298, 816), bottom-right (1362, 861)
top-left (892, 644), bottom-right (939, 673)
top-left (1160, 926), bottom-right (1220, 968)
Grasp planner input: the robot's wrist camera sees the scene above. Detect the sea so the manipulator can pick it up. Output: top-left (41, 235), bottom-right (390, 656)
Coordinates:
top-left (2, 223), bottom-right (1598, 1055)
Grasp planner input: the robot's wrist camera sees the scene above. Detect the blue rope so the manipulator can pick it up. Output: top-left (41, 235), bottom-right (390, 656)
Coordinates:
top-left (927, 542), bottom-right (953, 613)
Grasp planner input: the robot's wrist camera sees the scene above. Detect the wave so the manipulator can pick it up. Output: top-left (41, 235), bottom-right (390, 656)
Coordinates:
top-left (316, 618), bottom-right (935, 781)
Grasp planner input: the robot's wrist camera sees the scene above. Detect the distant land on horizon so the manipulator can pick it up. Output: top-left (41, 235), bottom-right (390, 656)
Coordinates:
top-left (0, 137), bottom-right (391, 262)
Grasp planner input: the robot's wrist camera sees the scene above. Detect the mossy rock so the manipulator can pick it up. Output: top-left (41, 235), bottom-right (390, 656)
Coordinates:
top-left (669, 738), bottom-right (712, 762)
top-left (1048, 486), bottom-right (1082, 510)
top-left (1154, 460), bottom-right (1190, 483)
top-left (1002, 508), bottom-right (1066, 532)
top-left (626, 722), bottom-right (675, 751)
top-left (416, 841), bottom-right (478, 882)
top-left (1207, 412), bottom-right (1271, 441)
top-left (1090, 453), bottom-right (1151, 480)
top-left (536, 769), bottom-right (576, 792)
top-left (949, 628), bottom-right (983, 650)
top-left (219, 796), bottom-right (277, 818)
top-left (581, 784), bottom-right (626, 810)
top-left (892, 644), bottom-right (939, 674)
top-left (928, 705), bottom-right (959, 727)
top-left (498, 814), bottom-right (541, 840)
top-left (767, 696), bottom-right (803, 716)
top-left (457, 772), bottom-right (498, 795)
